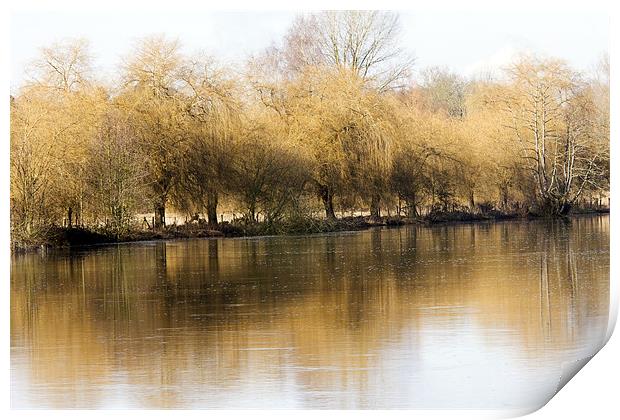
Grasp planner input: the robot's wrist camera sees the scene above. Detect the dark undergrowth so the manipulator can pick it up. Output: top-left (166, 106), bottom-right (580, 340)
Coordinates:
top-left (10, 207), bottom-right (609, 253)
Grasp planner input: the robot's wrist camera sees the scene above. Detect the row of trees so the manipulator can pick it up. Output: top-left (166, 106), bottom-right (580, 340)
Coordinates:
top-left (10, 11), bottom-right (609, 241)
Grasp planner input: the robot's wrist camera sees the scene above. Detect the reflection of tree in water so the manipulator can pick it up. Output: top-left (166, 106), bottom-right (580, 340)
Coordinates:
top-left (10, 216), bottom-right (609, 408)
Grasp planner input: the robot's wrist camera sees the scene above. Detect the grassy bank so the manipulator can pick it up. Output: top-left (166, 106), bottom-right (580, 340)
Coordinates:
top-left (11, 207), bottom-right (609, 253)
top-left (11, 216), bottom-right (386, 252)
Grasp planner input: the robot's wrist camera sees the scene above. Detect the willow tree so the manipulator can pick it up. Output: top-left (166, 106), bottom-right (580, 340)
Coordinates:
top-left (10, 93), bottom-right (56, 239)
top-left (11, 39), bottom-right (107, 235)
top-left (119, 35), bottom-right (187, 228)
top-left (249, 11), bottom-right (413, 219)
top-left (465, 78), bottom-right (526, 211)
top-left (280, 68), bottom-right (394, 219)
top-left (340, 87), bottom-right (397, 218)
top-left (390, 104), bottom-right (452, 216)
top-left (12, 38), bottom-right (106, 230)
top-left (500, 56), bottom-right (608, 216)
top-left (229, 112), bottom-right (310, 225)
top-left (176, 55), bottom-right (241, 225)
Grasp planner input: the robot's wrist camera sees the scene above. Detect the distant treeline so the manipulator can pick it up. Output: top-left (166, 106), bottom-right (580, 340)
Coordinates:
top-left (10, 11), bottom-right (609, 246)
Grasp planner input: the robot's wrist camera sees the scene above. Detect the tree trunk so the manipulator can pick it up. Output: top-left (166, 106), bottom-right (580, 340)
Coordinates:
top-left (67, 207), bottom-right (73, 228)
top-left (247, 203), bottom-right (257, 224)
top-left (370, 194), bottom-right (381, 219)
top-left (559, 201), bottom-right (572, 216)
top-left (406, 199), bottom-right (418, 217)
top-left (207, 191), bottom-right (218, 225)
top-left (540, 196), bottom-right (572, 218)
top-left (154, 201), bottom-right (166, 229)
top-left (319, 184), bottom-right (336, 220)
top-left (469, 190), bottom-right (475, 211)
top-left (500, 185), bottom-right (509, 210)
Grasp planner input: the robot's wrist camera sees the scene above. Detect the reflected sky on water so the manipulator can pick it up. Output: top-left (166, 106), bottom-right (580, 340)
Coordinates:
top-left (10, 215), bottom-right (610, 409)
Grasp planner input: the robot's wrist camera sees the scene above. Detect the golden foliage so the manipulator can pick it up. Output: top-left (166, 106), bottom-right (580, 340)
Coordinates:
top-left (9, 18), bottom-right (610, 241)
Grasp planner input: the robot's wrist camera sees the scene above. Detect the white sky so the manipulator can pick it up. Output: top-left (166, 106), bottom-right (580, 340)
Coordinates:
top-left (10, 10), bottom-right (609, 89)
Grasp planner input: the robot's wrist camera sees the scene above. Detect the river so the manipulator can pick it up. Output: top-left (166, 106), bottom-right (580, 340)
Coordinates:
top-left (10, 215), bottom-right (610, 409)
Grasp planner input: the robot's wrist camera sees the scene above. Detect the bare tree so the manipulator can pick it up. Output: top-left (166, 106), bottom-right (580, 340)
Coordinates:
top-left (85, 110), bottom-right (147, 235)
top-left (25, 38), bottom-right (93, 92)
top-left (417, 66), bottom-right (467, 118)
top-left (501, 55), bottom-right (606, 215)
top-left (277, 11), bottom-right (414, 91)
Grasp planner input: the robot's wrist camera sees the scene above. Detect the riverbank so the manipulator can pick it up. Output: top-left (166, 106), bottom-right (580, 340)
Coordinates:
top-left (11, 207), bottom-right (609, 253)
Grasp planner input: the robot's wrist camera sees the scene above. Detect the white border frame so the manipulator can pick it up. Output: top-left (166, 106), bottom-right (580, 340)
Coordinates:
top-left (2, 1), bottom-right (617, 419)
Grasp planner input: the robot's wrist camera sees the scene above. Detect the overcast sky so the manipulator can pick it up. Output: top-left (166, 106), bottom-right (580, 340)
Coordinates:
top-left (10, 10), bottom-right (609, 88)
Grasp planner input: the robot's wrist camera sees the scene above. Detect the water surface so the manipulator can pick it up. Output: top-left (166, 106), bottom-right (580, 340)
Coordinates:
top-left (11, 216), bottom-right (610, 409)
